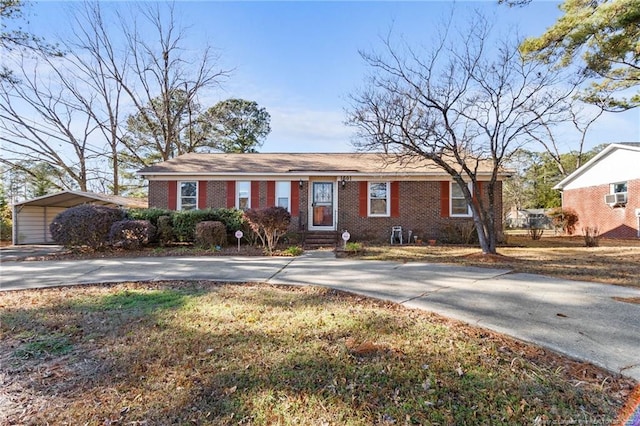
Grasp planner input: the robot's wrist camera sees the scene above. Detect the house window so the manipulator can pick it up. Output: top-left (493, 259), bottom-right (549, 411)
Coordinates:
top-left (276, 181), bottom-right (290, 211)
top-left (237, 181), bottom-right (250, 210)
top-left (178, 181), bottom-right (197, 211)
top-left (612, 182), bottom-right (627, 193)
top-left (451, 182), bottom-right (472, 217)
top-left (369, 182), bottom-right (390, 216)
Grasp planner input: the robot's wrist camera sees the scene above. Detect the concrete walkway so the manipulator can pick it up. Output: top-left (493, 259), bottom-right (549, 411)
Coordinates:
top-left (1, 251), bottom-right (639, 381)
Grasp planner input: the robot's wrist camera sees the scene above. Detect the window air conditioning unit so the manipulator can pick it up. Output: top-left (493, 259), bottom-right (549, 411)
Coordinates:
top-left (604, 192), bottom-right (627, 206)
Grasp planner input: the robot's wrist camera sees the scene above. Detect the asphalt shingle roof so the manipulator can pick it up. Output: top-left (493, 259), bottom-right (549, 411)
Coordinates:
top-left (138, 152), bottom-right (499, 176)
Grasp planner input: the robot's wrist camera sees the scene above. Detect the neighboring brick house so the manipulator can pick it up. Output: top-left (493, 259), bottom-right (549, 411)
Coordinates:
top-left (554, 143), bottom-right (640, 238)
top-left (138, 152), bottom-right (506, 243)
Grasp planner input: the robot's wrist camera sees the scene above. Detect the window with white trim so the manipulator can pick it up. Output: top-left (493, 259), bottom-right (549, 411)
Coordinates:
top-left (178, 181), bottom-right (197, 211)
top-left (276, 181), bottom-right (290, 211)
top-left (236, 181), bottom-right (250, 210)
top-left (369, 182), bottom-right (390, 216)
top-left (450, 182), bottom-right (472, 217)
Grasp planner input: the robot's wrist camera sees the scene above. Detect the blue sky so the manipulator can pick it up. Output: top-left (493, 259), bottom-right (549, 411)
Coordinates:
top-left (18, 1), bottom-right (640, 153)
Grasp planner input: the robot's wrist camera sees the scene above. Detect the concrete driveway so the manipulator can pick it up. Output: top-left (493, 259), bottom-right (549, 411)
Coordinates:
top-left (0, 244), bottom-right (65, 262)
top-left (1, 251), bottom-right (639, 381)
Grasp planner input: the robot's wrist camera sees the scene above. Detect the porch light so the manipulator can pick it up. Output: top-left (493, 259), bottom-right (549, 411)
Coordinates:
top-left (341, 177), bottom-right (346, 189)
top-left (299, 179), bottom-right (303, 188)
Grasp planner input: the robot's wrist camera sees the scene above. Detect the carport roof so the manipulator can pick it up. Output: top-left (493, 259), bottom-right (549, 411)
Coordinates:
top-left (13, 191), bottom-right (148, 209)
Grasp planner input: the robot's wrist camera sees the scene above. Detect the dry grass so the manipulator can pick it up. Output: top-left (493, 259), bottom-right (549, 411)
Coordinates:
top-left (362, 235), bottom-right (640, 288)
top-left (1, 281), bottom-right (636, 425)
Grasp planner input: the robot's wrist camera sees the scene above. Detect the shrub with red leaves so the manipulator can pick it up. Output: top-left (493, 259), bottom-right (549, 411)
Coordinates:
top-left (50, 204), bottom-right (125, 250)
top-left (244, 207), bottom-right (291, 255)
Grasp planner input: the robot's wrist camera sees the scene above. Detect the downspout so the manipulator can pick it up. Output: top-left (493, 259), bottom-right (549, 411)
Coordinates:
top-left (12, 205), bottom-right (22, 245)
top-left (12, 204), bottom-right (16, 245)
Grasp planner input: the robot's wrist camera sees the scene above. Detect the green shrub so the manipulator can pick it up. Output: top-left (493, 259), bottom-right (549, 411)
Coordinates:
top-left (172, 210), bottom-right (213, 242)
top-left (109, 220), bottom-right (157, 250)
top-left (195, 221), bottom-right (227, 248)
top-left (0, 200), bottom-right (11, 241)
top-left (127, 208), bottom-right (174, 227)
top-left (345, 242), bottom-right (363, 252)
top-left (50, 204), bottom-right (125, 250)
top-left (211, 208), bottom-right (246, 233)
top-left (172, 208), bottom-right (246, 242)
top-left (157, 215), bottom-right (174, 246)
top-left (282, 245), bottom-right (303, 256)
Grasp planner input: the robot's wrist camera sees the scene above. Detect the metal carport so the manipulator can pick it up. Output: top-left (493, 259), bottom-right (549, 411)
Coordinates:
top-left (12, 191), bottom-right (147, 245)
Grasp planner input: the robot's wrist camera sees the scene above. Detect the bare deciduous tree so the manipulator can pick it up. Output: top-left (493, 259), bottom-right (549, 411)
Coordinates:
top-left (347, 14), bottom-right (581, 254)
top-left (0, 56), bottom-right (102, 192)
top-left (0, 1), bottom-right (230, 196)
top-left (116, 2), bottom-right (230, 167)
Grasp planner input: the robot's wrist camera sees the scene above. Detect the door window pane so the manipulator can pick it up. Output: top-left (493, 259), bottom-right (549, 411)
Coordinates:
top-left (314, 183), bottom-right (332, 203)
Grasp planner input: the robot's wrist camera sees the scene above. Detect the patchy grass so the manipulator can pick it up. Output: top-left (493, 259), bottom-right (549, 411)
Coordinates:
top-left (0, 281), bottom-right (636, 425)
top-left (362, 235), bottom-right (640, 288)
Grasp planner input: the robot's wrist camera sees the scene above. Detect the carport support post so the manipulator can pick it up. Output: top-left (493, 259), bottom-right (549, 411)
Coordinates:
top-left (12, 204), bottom-right (17, 245)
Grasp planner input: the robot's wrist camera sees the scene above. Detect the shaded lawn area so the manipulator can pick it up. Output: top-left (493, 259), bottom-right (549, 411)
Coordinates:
top-left (0, 281), bottom-right (636, 425)
top-left (361, 235), bottom-right (640, 288)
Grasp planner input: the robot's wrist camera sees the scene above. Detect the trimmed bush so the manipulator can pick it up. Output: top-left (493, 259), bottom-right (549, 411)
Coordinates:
top-left (195, 221), bottom-right (227, 249)
top-left (109, 220), bottom-right (157, 250)
top-left (157, 215), bottom-right (174, 246)
top-left (211, 208), bottom-right (246, 233)
top-left (172, 208), bottom-right (246, 242)
top-left (127, 207), bottom-right (174, 227)
top-left (244, 207), bottom-right (291, 255)
top-left (50, 204), bottom-right (125, 250)
top-left (173, 210), bottom-right (212, 242)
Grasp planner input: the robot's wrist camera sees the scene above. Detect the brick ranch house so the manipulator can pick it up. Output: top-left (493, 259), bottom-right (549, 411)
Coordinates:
top-left (554, 143), bottom-right (640, 238)
top-left (138, 152), bottom-right (507, 244)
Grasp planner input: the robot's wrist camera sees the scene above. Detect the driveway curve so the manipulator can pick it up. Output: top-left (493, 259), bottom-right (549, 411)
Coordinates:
top-left (1, 251), bottom-right (639, 381)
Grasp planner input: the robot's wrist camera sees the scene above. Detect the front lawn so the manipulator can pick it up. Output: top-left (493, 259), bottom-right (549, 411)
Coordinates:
top-left (1, 281), bottom-right (635, 425)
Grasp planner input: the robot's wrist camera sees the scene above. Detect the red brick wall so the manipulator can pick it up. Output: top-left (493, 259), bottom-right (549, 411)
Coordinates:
top-left (563, 180), bottom-right (640, 238)
top-left (147, 179), bottom-right (504, 242)
top-left (206, 181), bottom-right (226, 208)
top-left (337, 180), bottom-right (502, 242)
top-left (148, 181), bottom-right (168, 209)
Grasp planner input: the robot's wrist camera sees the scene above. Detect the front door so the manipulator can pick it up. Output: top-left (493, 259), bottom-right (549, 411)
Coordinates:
top-left (311, 181), bottom-right (335, 229)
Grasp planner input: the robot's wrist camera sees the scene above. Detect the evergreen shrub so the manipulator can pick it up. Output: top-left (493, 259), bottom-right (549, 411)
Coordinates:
top-left (109, 220), bottom-right (156, 250)
top-left (127, 207), bottom-right (174, 227)
top-left (50, 204), bottom-right (125, 250)
top-left (195, 221), bottom-right (227, 248)
top-left (157, 215), bottom-right (174, 246)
